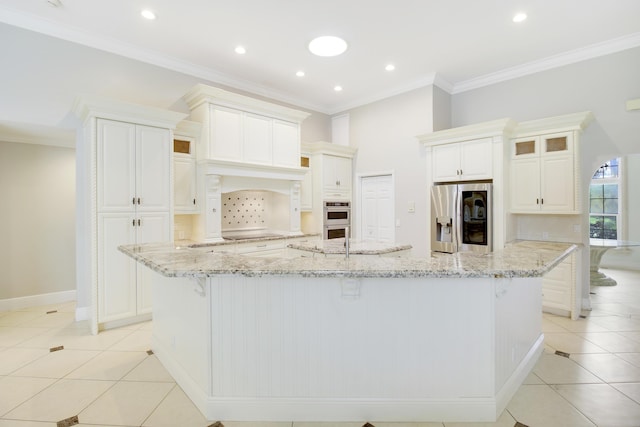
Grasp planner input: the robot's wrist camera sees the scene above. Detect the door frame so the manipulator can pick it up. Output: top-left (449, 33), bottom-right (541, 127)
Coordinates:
top-left (355, 171), bottom-right (395, 241)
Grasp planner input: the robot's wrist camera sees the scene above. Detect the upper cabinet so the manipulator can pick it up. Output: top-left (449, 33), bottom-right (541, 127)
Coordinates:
top-left (306, 141), bottom-right (357, 203)
top-left (510, 132), bottom-right (576, 213)
top-left (184, 84), bottom-right (309, 168)
top-left (173, 120), bottom-right (201, 214)
top-left (431, 138), bottom-right (493, 182)
top-left (509, 112), bottom-right (594, 215)
top-left (418, 118), bottom-right (515, 186)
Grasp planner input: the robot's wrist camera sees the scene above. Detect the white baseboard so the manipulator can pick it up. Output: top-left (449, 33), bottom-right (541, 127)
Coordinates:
top-left (153, 336), bottom-right (499, 422)
top-left (0, 290), bottom-right (76, 312)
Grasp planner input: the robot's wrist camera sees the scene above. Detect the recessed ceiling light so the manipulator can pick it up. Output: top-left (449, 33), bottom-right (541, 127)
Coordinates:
top-left (46, 0), bottom-right (63, 7)
top-left (513, 12), bottom-right (527, 23)
top-left (308, 36), bottom-right (348, 57)
top-left (385, 64), bottom-right (396, 71)
top-left (141, 9), bottom-right (156, 20)
top-left (334, 85), bottom-right (343, 92)
top-left (235, 46), bottom-right (246, 55)
top-left (296, 70), bottom-right (305, 77)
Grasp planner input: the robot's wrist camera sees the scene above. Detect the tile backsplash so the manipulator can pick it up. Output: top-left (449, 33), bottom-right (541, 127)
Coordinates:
top-left (222, 191), bottom-right (268, 230)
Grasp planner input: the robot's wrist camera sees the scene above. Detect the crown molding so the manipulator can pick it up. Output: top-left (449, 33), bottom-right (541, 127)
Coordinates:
top-left (184, 84), bottom-right (311, 123)
top-left (452, 32), bottom-right (640, 94)
top-left (513, 111), bottom-right (595, 137)
top-left (3, 6), bottom-right (638, 116)
top-left (0, 7), bottom-right (330, 115)
top-left (0, 121), bottom-right (75, 148)
top-left (417, 118), bottom-right (516, 146)
top-left (73, 94), bottom-right (187, 128)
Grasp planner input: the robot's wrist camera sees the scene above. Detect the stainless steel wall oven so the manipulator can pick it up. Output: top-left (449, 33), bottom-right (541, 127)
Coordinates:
top-left (323, 201), bottom-right (351, 239)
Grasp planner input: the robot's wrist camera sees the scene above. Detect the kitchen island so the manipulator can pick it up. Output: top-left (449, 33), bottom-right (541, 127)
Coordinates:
top-left (119, 240), bottom-right (578, 422)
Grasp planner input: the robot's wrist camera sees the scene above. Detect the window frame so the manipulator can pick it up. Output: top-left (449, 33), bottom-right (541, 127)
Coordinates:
top-left (589, 157), bottom-right (626, 241)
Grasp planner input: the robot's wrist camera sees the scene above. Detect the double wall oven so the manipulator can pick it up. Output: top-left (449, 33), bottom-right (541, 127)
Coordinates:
top-left (323, 201), bottom-right (351, 239)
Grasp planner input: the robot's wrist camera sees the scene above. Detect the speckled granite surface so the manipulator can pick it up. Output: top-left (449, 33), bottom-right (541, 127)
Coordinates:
top-left (119, 239), bottom-right (578, 279)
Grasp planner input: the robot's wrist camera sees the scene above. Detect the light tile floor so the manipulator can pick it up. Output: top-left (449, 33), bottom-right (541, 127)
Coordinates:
top-left (1, 268), bottom-right (639, 427)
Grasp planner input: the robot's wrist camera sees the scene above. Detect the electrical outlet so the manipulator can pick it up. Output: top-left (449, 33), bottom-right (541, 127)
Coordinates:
top-left (542, 232), bottom-right (549, 240)
top-left (573, 224), bottom-right (580, 233)
top-left (407, 201), bottom-right (415, 213)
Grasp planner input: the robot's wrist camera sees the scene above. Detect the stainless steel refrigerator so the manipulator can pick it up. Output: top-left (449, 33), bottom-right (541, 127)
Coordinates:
top-left (431, 182), bottom-right (492, 253)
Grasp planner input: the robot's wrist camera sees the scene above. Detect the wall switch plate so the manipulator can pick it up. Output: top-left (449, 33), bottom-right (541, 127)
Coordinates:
top-left (407, 201), bottom-right (415, 213)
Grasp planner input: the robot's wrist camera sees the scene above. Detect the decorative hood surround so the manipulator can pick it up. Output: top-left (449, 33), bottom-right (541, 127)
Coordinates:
top-left (184, 84), bottom-right (311, 242)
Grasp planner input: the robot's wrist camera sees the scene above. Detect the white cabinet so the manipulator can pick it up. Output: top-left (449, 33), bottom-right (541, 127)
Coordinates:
top-left (174, 156), bottom-right (197, 212)
top-left (243, 112), bottom-right (272, 164)
top-left (74, 95), bottom-right (185, 334)
top-left (173, 121), bottom-right (201, 214)
top-left (272, 120), bottom-right (299, 167)
top-left (204, 104), bottom-right (300, 168)
top-left (200, 175), bottom-right (222, 241)
top-left (322, 155), bottom-right (352, 199)
top-left (98, 211), bottom-right (170, 321)
top-left (510, 132), bottom-right (577, 213)
top-left (209, 106), bottom-right (243, 161)
top-left (300, 154), bottom-right (312, 211)
top-left (432, 138), bottom-right (493, 182)
top-left (96, 119), bottom-right (172, 324)
top-left (184, 85), bottom-right (309, 168)
top-left (542, 254), bottom-right (575, 317)
top-left (173, 135), bottom-right (197, 214)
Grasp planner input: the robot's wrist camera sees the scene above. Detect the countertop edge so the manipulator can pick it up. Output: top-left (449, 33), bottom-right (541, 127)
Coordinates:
top-left (118, 241), bottom-right (580, 280)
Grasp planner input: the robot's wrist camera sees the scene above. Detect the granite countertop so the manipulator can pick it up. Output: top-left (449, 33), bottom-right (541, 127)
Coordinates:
top-left (119, 239), bottom-right (578, 280)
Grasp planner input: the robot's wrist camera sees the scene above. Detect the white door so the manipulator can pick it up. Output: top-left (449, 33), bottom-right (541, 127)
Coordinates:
top-left (136, 125), bottom-right (171, 212)
top-left (210, 105), bottom-right (243, 161)
top-left (97, 212), bottom-right (137, 322)
top-left (432, 143), bottom-right (461, 182)
top-left (272, 120), bottom-right (299, 167)
top-left (360, 175), bottom-right (394, 242)
top-left (136, 212), bottom-right (171, 314)
top-left (174, 157), bottom-right (197, 212)
top-left (97, 119), bottom-right (136, 213)
top-left (244, 112), bottom-right (272, 164)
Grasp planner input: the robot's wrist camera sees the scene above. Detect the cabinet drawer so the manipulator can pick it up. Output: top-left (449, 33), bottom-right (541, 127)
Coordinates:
top-left (235, 240), bottom-right (285, 254)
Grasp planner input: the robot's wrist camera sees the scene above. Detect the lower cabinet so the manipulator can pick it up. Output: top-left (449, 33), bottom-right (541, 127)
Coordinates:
top-left (97, 212), bottom-right (170, 323)
top-left (542, 254), bottom-right (575, 317)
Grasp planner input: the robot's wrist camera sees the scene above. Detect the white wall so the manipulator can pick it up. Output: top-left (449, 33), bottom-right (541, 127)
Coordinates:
top-left (347, 86), bottom-right (435, 256)
top-left (0, 141), bottom-right (76, 302)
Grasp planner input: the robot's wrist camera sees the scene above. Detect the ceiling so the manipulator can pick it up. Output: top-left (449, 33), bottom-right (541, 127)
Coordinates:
top-left (1, 0), bottom-right (640, 116)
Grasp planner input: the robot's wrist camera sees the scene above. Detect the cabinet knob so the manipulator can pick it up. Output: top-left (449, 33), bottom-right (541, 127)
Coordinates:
top-left (193, 198), bottom-right (196, 205)
top-left (212, 208), bottom-right (217, 213)
top-left (137, 197), bottom-right (141, 205)
top-left (536, 198), bottom-right (539, 205)
top-left (138, 219), bottom-right (141, 226)
top-left (541, 198), bottom-right (544, 205)
top-left (132, 219), bottom-right (136, 226)
top-left (132, 197), bottom-right (136, 205)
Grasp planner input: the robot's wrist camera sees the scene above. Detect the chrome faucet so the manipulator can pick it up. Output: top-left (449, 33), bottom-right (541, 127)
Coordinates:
top-left (344, 226), bottom-right (350, 258)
